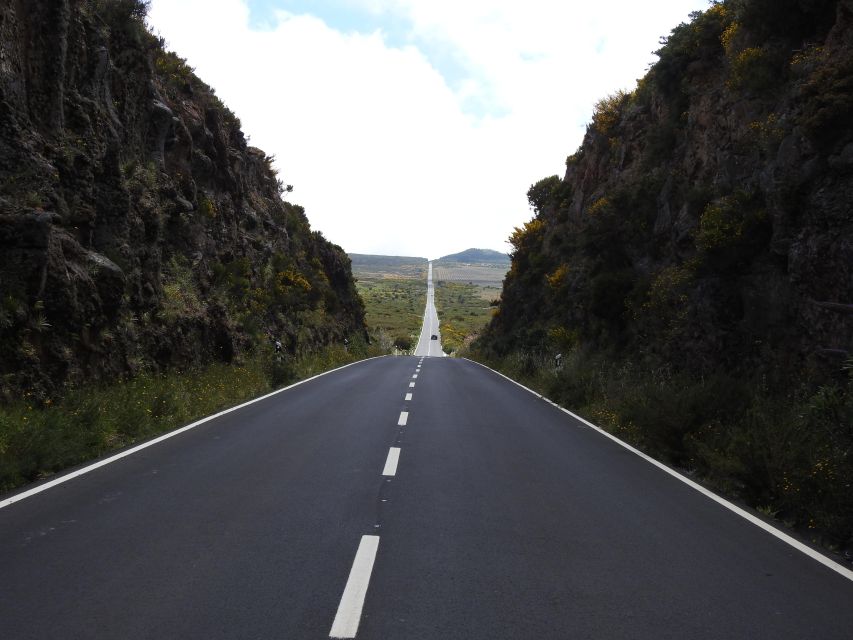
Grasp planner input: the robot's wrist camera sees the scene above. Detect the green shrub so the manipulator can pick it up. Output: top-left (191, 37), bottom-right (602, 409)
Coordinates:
top-left (265, 357), bottom-right (295, 388)
top-left (527, 176), bottom-right (571, 214)
top-left (695, 190), bottom-right (770, 268)
top-left (198, 194), bottom-right (217, 219)
top-left (154, 50), bottom-right (195, 89)
top-left (591, 91), bottom-right (629, 136)
top-left (697, 196), bottom-right (748, 251)
top-left (393, 335), bottom-right (413, 351)
top-left (161, 256), bottom-right (204, 322)
top-left (747, 113), bottom-right (785, 154)
top-left (508, 218), bottom-right (545, 256)
top-left (727, 46), bottom-right (780, 93)
top-left (649, 4), bottom-right (729, 96)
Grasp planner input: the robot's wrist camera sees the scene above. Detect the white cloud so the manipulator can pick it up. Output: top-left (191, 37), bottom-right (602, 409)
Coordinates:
top-left (147, 0), bottom-right (709, 258)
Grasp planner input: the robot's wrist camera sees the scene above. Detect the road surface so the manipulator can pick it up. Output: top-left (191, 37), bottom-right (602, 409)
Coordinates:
top-left (1, 357), bottom-right (852, 639)
top-left (413, 262), bottom-right (444, 357)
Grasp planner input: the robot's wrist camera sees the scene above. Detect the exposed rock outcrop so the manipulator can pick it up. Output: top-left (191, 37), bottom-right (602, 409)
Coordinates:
top-left (0, 0), bottom-right (365, 398)
top-left (486, 0), bottom-right (853, 374)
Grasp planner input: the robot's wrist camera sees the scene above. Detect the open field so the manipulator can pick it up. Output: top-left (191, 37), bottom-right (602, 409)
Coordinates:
top-left (355, 278), bottom-right (426, 350)
top-left (350, 254), bottom-right (428, 351)
top-left (432, 261), bottom-right (508, 287)
top-left (349, 254), bottom-right (506, 354)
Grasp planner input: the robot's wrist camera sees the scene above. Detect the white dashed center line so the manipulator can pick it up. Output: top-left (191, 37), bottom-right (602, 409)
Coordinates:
top-left (409, 382), bottom-right (415, 388)
top-left (382, 447), bottom-right (401, 476)
top-left (329, 535), bottom-right (380, 638)
top-left (405, 393), bottom-right (412, 401)
top-left (398, 411), bottom-right (409, 426)
top-left (412, 374), bottom-right (418, 379)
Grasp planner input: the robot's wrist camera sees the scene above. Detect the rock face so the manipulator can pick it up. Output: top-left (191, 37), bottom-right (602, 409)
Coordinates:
top-left (477, 0), bottom-right (853, 544)
top-left (0, 0), bottom-right (365, 398)
top-left (484, 0), bottom-right (853, 377)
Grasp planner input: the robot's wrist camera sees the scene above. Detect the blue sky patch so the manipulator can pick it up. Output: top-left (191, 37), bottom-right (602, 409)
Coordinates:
top-left (246, 0), bottom-right (409, 45)
top-left (244, 0), bottom-right (503, 119)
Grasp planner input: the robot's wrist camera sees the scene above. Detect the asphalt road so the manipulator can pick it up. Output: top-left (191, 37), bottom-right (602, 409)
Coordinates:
top-left (1, 356), bottom-right (852, 639)
top-left (413, 262), bottom-right (443, 357)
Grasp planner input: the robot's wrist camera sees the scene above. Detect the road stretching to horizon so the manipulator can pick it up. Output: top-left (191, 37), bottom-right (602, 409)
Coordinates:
top-left (413, 262), bottom-right (444, 358)
top-left (1, 297), bottom-right (852, 637)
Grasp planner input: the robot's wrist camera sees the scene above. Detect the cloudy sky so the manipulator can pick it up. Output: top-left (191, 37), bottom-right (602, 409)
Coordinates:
top-left (147, 0), bottom-right (710, 259)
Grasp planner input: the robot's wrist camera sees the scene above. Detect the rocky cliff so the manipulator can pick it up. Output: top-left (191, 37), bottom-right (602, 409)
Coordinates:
top-left (477, 0), bottom-right (853, 544)
top-left (0, 0), bottom-right (366, 399)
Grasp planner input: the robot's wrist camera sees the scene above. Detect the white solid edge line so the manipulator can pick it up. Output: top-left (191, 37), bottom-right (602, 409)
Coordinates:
top-left (0, 356), bottom-right (389, 511)
top-left (329, 535), bottom-right (380, 638)
top-left (398, 411), bottom-right (409, 426)
top-left (405, 393), bottom-right (413, 401)
top-left (413, 325), bottom-right (425, 357)
top-left (382, 447), bottom-right (401, 476)
top-left (463, 358), bottom-right (853, 583)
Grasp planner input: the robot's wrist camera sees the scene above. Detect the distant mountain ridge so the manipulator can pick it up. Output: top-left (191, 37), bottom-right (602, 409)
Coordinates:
top-left (349, 254), bottom-right (428, 267)
top-left (348, 249), bottom-right (509, 265)
top-left (436, 248), bottom-right (510, 264)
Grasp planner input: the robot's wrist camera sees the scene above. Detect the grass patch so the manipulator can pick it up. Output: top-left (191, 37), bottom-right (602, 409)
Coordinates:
top-left (0, 339), bottom-right (381, 493)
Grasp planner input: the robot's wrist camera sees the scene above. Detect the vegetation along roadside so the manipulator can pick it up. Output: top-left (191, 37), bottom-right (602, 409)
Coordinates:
top-left (0, 339), bottom-right (382, 493)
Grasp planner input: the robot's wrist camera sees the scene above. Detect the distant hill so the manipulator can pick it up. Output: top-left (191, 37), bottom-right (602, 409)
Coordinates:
top-left (435, 248), bottom-right (510, 265)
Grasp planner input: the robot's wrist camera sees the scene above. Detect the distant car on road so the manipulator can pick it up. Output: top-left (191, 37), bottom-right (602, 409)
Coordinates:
top-left (431, 334), bottom-right (438, 340)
